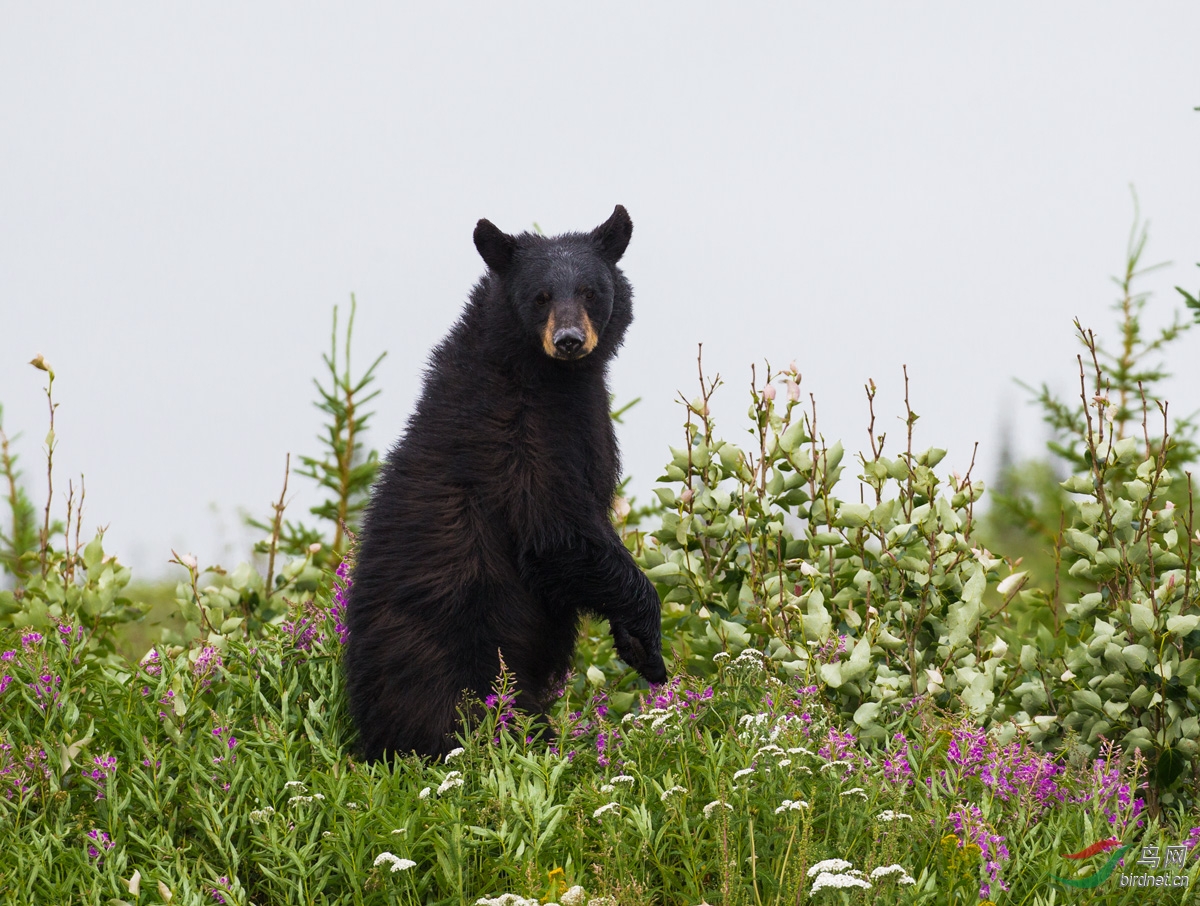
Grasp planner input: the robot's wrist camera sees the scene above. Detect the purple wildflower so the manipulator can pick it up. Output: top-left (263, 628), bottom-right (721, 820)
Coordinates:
top-left (192, 646), bottom-right (223, 689)
top-left (85, 828), bottom-right (115, 864)
top-left (332, 556), bottom-right (352, 644)
top-left (0, 744), bottom-right (51, 801)
top-left (87, 754), bottom-right (117, 800)
top-left (20, 631), bottom-right (43, 649)
top-left (31, 673), bottom-right (61, 710)
top-left (282, 599), bottom-right (326, 652)
top-left (947, 802), bottom-right (1010, 896)
top-left (141, 648), bottom-right (162, 676)
top-left (883, 732), bottom-right (914, 786)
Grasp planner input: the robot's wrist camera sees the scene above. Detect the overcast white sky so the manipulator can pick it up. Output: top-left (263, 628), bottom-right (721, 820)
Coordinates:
top-left (2, 4), bottom-right (1198, 578)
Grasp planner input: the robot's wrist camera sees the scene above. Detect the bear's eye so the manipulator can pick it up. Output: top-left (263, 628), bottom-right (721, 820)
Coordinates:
top-left (535, 291), bottom-right (551, 305)
top-left (581, 288), bottom-right (595, 301)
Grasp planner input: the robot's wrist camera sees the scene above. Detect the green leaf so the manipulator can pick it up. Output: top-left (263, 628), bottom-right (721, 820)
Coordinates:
top-left (1129, 602), bottom-right (1155, 634)
top-left (83, 534), bottom-right (104, 573)
top-left (1166, 614), bottom-right (1200, 637)
top-left (852, 701), bottom-right (881, 727)
top-left (1063, 528), bottom-right (1099, 557)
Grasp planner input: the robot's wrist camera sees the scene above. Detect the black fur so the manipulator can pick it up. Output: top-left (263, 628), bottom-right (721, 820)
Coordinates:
top-left (344, 206), bottom-right (667, 761)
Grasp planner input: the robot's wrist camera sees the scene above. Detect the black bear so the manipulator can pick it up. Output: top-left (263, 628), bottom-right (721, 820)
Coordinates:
top-left (344, 205), bottom-right (668, 760)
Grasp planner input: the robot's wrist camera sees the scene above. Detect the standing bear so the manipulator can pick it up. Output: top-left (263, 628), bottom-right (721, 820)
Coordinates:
top-left (344, 205), bottom-right (668, 760)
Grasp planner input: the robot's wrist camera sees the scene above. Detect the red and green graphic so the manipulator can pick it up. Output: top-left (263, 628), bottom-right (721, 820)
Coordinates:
top-left (1050, 838), bottom-right (1130, 889)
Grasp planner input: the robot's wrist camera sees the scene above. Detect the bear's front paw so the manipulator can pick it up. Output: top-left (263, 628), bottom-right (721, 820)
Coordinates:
top-left (611, 621), bottom-right (667, 685)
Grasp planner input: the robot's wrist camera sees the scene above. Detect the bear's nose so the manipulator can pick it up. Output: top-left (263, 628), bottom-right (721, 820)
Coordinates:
top-left (553, 327), bottom-right (584, 357)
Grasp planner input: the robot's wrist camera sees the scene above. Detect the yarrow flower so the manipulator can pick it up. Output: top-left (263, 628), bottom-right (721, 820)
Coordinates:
top-left (418, 786), bottom-right (431, 799)
top-left (437, 772), bottom-right (464, 794)
top-left (444, 747), bottom-right (464, 762)
top-left (659, 785), bottom-right (687, 801)
top-left (288, 793), bottom-right (326, 805)
top-left (876, 810), bottom-right (912, 822)
top-left (474, 895), bottom-right (541, 906)
top-left (775, 799), bottom-right (809, 813)
top-left (810, 871), bottom-right (871, 892)
top-left (869, 864), bottom-right (915, 884)
top-left (704, 800), bottom-right (733, 818)
top-left (593, 802), bottom-right (619, 819)
top-left (249, 807), bottom-right (275, 823)
top-left (808, 859), bottom-right (854, 877)
top-left (373, 852), bottom-right (416, 872)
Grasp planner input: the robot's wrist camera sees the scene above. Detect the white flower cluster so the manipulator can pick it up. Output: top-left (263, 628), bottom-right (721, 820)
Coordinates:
top-left (731, 648), bottom-right (765, 671)
top-left (444, 747), bottom-right (464, 762)
top-left (474, 895), bottom-right (540, 906)
top-left (818, 760), bottom-right (852, 772)
top-left (418, 786), bottom-right (431, 799)
top-left (373, 852), bottom-right (416, 873)
top-left (659, 785), bottom-right (687, 801)
top-left (869, 864), bottom-right (916, 885)
top-left (774, 799), bottom-right (809, 814)
top-left (559, 886), bottom-right (587, 906)
top-left (437, 772), bottom-right (464, 795)
top-left (248, 806), bottom-right (275, 823)
top-left (283, 780), bottom-right (307, 790)
top-left (712, 651), bottom-right (730, 663)
top-left (703, 800), bottom-right (733, 818)
top-left (839, 788), bottom-right (867, 799)
top-left (288, 793), bottom-right (326, 806)
top-left (807, 859), bottom-right (853, 876)
top-left (807, 860), bottom-right (872, 893)
top-left (592, 802), bottom-right (619, 819)
top-left (876, 810), bottom-right (913, 822)
top-left (611, 774), bottom-right (635, 785)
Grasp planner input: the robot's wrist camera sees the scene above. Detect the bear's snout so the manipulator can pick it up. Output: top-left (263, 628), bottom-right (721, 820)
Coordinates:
top-left (541, 302), bottom-right (600, 361)
top-left (552, 326), bottom-right (585, 358)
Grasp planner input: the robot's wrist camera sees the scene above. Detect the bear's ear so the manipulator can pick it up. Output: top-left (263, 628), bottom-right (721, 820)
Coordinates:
top-left (474, 219), bottom-right (517, 275)
top-left (591, 205), bottom-right (633, 265)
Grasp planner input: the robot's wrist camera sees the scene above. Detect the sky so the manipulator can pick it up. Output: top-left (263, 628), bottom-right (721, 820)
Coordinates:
top-left (2, 4), bottom-right (1199, 578)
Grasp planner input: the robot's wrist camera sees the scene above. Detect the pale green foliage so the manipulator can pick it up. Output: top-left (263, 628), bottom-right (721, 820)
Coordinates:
top-left (1003, 321), bottom-right (1199, 809)
top-left (624, 356), bottom-right (1005, 740)
top-left (981, 209), bottom-right (1200, 811)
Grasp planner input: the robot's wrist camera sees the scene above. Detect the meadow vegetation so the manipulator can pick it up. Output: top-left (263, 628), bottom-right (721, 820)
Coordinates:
top-left (1, 227), bottom-right (1199, 905)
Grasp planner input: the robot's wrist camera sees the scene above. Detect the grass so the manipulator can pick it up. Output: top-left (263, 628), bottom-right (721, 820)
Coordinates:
top-left (1, 597), bottom-right (1196, 906)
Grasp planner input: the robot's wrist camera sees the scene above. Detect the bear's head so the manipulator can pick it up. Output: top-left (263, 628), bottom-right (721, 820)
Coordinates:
top-left (473, 206), bottom-right (633, 363)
